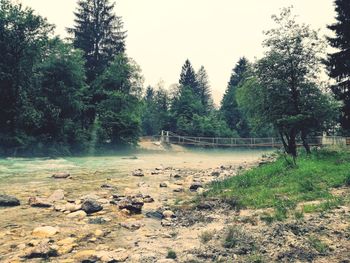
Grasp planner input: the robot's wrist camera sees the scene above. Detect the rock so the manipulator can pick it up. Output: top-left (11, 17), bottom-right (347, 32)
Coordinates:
top-left (173, 188), bottom-right (184, 193)
top-left (74, 250), bottom-right (99, 262)
top-left (88, 217), bottom-right (108, 225)
top-left (0, 194), bottom-right (20, 207)
top-left (67, 210), bottom-right (87, 219)
top-left (189, 182), bottom-right (203, 192)
top-left (155, 165), bottom-right (164, 171)
top-left (211, 170), bottom-right (221, 177)
top-left (143, 195), bottom-right (155, 203)
top-left (120, 222), bottom-right (142, 231)
top-left (162, 210), bottom-right (175, 219)
top-left (47, 189), bottom-right (65, 202)
top-left (81, 194), bottom-right (101, 201)
top-left (74, 249), bottom-right (129, 262)
top-left (81, 199), bottom-right (103, 214)
top-left (52, 172), bottom-right (70, 179)
top-left (173, 174), bottom-right (181, 179)
top-left (94, 229), bottom-right (104, 237)
top-left (151, 170), bottom-right (161, 175)
top-left (118, 197), bottom-right (144, 214)
top-left (157, 259), bottom-right (176, 263)
top-left (161, 219), bottom-right (173, 227)
top-left (132, 169), bottom-right (144, 177)
top-left (145, 211), bottom-right (163, 220)
top-left (28, 197), bottom-right (52, 208)
top-left (63, 203), bottom-right (82, 212)
top-left (160, 183), bottom-right (168, 188)
top-left (23, 241), bottom-right (58, 259)
top-left (97, 249), bottom-right (129, 262)
top-left (57, 238), bottom-right (77, 255)
top-left (32, 226), bottom-right (59, 238)
top-left (101, 184), bottom-right (115, 189)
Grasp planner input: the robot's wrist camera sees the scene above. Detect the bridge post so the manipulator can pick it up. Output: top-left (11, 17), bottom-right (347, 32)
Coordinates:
top-left (166, 131), bottom-right (169, 143)
top-left (161, 130), bottom-right (164, 143)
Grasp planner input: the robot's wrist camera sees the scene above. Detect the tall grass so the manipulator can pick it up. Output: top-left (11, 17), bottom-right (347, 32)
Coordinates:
top-left (206, 148), bottom-right (350, 209)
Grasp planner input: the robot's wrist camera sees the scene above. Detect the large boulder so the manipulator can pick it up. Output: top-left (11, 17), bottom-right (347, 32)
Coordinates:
top-left (0, 194), bottom-right (20, 207)
top-left (81, 199), bottom-right (103, 214)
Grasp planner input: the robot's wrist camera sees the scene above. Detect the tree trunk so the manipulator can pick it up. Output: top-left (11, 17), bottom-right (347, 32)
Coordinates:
top-left (301, 130), bottom-right (311, 154)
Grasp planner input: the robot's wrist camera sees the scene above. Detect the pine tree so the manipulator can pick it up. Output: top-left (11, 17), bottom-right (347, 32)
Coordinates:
top-left (179, 59), bottom-right (199, 94)
top-left (196, 66), bottom-right (214, 113)
top-left (220, 57), bottom-right (250, 137)
top-left (68, 0), bottom-right (126, 82)
top-left (326, 0), bottom-right (350, 135)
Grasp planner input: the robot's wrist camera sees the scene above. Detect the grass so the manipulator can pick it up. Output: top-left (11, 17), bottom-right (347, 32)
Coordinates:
top-left (206, 148), bottom-right (350, 212)
top-left (199, 230), bottom-right (215, 244)
top-left (308, 236), bottom-right (329, 253)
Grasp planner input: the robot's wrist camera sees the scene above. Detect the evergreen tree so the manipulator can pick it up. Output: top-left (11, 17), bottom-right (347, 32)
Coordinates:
top-left (179, 59), bottom-right (199, 95)
top-left (326, 0), bottom-right (350, 135)
top-left (68, 0), bottom-right (126, 82)
top-left (196, 66), bottom-right (214, 113)
top-left (220, 57), bottom-right (250, 137)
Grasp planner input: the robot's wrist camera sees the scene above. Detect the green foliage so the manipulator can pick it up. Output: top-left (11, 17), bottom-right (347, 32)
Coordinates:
top-left (199, 230), bottom-right (214, 244)
top-left (326, 0), bottom-right (350, 135)
top-left (206, 148), bottom-right (350, 209)
top-left (166, 250), bottom-right (177, 259)
top-left (308, 236), bottom-right (329, 254)
top-left (220, 57), bottom-right (252, 137)
top-left (237, 7), bottom-right (339, 157)
top-left (68, 0), bottom-right (126, 83)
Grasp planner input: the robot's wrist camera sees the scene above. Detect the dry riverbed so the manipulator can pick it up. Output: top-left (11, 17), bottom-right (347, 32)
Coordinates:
top-left (0, 151), bottom-right (349, 263)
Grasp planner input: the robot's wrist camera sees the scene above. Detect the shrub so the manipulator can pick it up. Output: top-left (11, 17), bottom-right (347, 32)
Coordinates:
top-left (199, 230), bottom-right (214, 244)
top-left (166, 250), bottom-right (177, 259)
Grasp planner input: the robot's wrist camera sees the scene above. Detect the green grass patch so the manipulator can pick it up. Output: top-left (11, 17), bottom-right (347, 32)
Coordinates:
top-left (308, 236), bottom-right (329, 253)
top-left (302, 197), bottom-right (343, 213)
top-left (206, 148), bottom-right (350, 212)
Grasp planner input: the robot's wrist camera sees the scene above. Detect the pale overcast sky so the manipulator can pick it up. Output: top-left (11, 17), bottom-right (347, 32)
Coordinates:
top-left (20, 0), bottom-right (336, 104)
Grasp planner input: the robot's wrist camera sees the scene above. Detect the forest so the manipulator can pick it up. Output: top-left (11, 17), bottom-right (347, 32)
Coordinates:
top-left (0, 0), bottom-right (349, 157)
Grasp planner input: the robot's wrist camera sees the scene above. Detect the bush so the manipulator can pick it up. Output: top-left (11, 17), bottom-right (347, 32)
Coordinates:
top-left (199, 230), bottom-right (214, 244)
top-left (166, 250), bottom-right (177, 259)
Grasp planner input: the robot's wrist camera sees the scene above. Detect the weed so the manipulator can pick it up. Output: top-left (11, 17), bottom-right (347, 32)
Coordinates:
top-left (199, 230), bottom-right (214, 244)
top-left (260, 212), bottom-right (274, 224)
top-left (166, 249), bottom-right (177, 259)
top-left (246, 253), bottom-right (266, 263)
top-left (294, 211), bottom-right (304, 220)
top-left (308, 236), bottom-right (329, 254)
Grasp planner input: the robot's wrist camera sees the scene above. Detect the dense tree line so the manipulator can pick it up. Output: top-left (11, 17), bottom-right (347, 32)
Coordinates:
top-left (0, 0), bottom-right (349, 157)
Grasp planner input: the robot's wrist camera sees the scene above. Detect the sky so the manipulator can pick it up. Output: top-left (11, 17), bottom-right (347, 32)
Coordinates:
top-left (20, 0), bottom-right (337, 105)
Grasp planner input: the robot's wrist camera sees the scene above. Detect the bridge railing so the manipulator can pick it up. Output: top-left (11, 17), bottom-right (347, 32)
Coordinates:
top-left (156, 131), bottom-right (347, 148)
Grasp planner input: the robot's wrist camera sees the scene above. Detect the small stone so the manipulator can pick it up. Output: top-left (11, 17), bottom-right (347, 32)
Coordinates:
top-left (47, 189), bottom-right (65, 202)
top-left (81, 199), bottom-right (103, 214)
top-left (74, 250), bottom-right (98, 261)
top-left (0, 194), bottom-right (20, 207)
top-left (132, 169), bottom-right (144, 177)
top-left (173, 188), bottom-right (184, 193)
top-left (161, 219), bottom-right (173, 227)
top-left (160, 183), bottom-right (168, 188)
top-left (189, 182), bottom-right (203, 192)
top-left (67, 210), bottom-right (87, 219)
top-left (63, 203), bottom-right (82, 212)
top-left (162, 210), bottom-right (175, 219)
top-left (97, 249), bottom-right (129, 262)
top-left (94, 229), bottom-right (104, 237)
top-left (120, 222), bottom-right (142, 231)
top-left (211, 171), bottom-right (220, 177)
top-left (32, 226), bottom-right (59, 238)
top-left (52, 172), bottom-right (70, 179)
top-left (28, 197), bottom-right (52, 208)
top-left (118, 197), bottom-right (144, 214)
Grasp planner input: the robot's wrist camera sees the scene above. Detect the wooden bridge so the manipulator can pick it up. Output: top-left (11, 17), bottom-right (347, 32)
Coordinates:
top-left (157, 131), bottom-right (347, 148)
